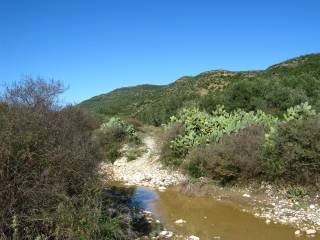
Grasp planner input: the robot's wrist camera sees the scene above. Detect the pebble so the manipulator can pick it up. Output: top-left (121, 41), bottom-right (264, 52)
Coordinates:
top-left (306, 229), bottom-right (317, 235)
top-left (188, 236), bottom-right (200, 240)
top-left (265, 219), bottom-right (271, 224)
top-left (159, 186), bottom-right (167, 192)
top-left (159, 230), bottom-right (174, 238)
top-left (175, 219), bottom-right (186, 224)
top-left (106, 137), bottom-right (187, 189)
top-left (294, 230), bottom-right (301, 236)
top-left (242, 193), bottom-right (251, 198)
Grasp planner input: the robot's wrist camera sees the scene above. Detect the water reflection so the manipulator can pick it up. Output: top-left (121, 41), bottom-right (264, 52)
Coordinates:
top-left (131, 186), bottom-right (316, 240)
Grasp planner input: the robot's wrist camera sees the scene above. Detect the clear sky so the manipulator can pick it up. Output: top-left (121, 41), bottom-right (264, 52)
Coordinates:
top-left (0, 0), bottom-right (319, 104)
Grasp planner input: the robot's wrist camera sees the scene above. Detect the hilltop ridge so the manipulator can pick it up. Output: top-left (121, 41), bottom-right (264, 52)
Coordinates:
top-left (79, 53), bottom-right (320, 125)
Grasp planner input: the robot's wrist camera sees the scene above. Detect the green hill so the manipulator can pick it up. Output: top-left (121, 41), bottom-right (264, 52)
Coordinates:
top-left (79, 53), bottom-right (320, 125)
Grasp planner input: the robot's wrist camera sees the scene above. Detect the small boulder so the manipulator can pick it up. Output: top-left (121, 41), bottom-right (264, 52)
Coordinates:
top-left (242, 193), bottom-right (251, 198)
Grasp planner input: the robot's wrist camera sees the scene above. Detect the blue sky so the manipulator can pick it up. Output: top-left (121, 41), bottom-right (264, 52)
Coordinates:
top-left (0, 0), bottom-right (319, 104)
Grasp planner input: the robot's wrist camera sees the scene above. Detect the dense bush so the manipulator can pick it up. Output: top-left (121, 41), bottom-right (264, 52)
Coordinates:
top-left (160, 122), bottom-right (186, 166)
top-left (0, 79), bottom-right (149, 239)
top-left (161, 103), bottom-right (320, 188)
top-left (165, 107), bottom-right (277, 161)
top-left (98, 117), bottom-right (141, 162)
top-left (200, 69), bottom-right (320, 116)
top-left (183, 126), bottom-right (265, 183)
top-left (263, 116), bottom-right (320, 187)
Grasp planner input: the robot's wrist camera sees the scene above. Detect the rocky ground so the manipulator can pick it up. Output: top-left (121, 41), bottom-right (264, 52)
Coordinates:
top-left (252, 184), bottom-right (320, 237)
top-left (102, 135), bottom-right (187, 189)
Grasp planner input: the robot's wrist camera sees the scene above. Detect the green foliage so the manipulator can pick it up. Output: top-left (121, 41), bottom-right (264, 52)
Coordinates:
top-left (80, 54), bottom-right (320, 126)
top-left (53, 186), bottom-right (124, 240)
top-left (100, 117), bottom-right (139, 142)
top-left (125, 147), bottom-right (146, 161)
top-left (166, 107), bottom-right (277, 159)
top-left (283, 102), bottom-right (316, 121)
top-left (105, 143), bottom-right (122, 163)
top-left (183, 126), bottom-right (265, 183)
top-left (201, 54), bottom-right (320, 116)
top-left (160, 122), bottom-right (186, 166)
top-left (262, 115), bottom-right (320, 186)
top-left (98, 117), bottom-right (141, 162)
top-left (286, 186), bottom-right (307, 200)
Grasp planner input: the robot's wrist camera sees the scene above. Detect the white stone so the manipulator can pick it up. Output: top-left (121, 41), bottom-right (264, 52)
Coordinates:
top-left (265, 219), bottom-right (271, 224)
top-left (309, 204), bottom-right (316, 209)
top-left (143, 210), bottom-right (152, 215)
top-left (158, 186), bottom-right (167, 191)
top-left (242, 193), bottom-right (251, 198)
top-left (306, 229), bottom-right (316, 235)
top-left (175, 219), bottom-right (186, 224)
top-left (188, 236), bottom-right (200, 240)
top-left (159, 230), bottom-right (174, 238)
top-left (294, 230), bottom-right (301, 236)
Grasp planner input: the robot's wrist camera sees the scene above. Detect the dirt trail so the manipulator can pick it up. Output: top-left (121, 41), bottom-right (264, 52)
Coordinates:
top-left (108, 135), bottom-right (187, 188)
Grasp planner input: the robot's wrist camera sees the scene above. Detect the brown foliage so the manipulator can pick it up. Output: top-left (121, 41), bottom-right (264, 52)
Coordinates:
top-left (0, 78), bottom-right (103, 238)
top-left (160, 122), bottom-right (185, 166)
top-left (184, 126), bottom-right (265, 183)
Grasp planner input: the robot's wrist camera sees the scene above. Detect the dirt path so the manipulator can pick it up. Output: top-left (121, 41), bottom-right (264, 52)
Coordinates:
top-left (108, 135), bottom-right (187, 189)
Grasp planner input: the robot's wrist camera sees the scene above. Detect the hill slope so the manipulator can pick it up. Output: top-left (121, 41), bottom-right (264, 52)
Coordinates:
top-left (79, 53), bottom-right (320, 125)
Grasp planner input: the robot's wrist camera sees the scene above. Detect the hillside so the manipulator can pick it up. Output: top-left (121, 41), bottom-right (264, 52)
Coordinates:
top-left (79, 53), bottom-right (320, 125)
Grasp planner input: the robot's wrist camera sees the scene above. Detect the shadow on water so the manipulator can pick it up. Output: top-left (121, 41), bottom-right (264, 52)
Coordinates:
top-left (102, 186), bottom-right (152, 237)
top-left (130, 186), bottom-right (318, 240)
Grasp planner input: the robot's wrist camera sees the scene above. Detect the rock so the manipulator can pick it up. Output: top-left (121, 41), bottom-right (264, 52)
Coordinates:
top-left (265, 219), bottom-right (271, 224)
top-left (294, 230), bottom-right (301, 236)
top-left (242, 193), bottom-right (251, 198)
top-left (309, 204), bottom-right (316, 209)
top-left (175, 219), bottom-right (186, 224)
top-left (159, 230), bottom-right (174, 238)
top-left (158, 186), bottom-right (167, 192)
top-left (188, 236), bottom-right (200, 240)
top-left (306, 229), bottom-right (316, 235)
top-left (143, 210), bottom-right (152, 215)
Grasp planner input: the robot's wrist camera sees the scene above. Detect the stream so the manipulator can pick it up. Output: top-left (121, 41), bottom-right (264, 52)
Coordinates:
top-left (131, 186), bottom-right (318, 240)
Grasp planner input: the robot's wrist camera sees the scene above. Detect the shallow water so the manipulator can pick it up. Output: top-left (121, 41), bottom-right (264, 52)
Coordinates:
top-left (131, 186), bottom-right (319, 240)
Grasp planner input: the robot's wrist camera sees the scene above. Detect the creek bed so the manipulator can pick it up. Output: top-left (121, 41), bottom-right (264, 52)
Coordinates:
top-left (131, 186), bottom-right (318, 240)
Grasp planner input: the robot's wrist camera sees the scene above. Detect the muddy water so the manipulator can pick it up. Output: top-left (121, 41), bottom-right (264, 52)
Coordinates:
top-left (131, 186), bottom-right (318, 240)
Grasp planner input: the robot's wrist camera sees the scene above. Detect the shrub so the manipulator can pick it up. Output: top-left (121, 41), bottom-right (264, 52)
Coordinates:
top-left (183, 126), bottom-right (265, 183)
top-left (160, 122), bottom-right (185, 166)
top-left (263, 116), bottom-right (320, 187)
top-left (105, 142), bottom-right (122, 163)
top-left (286, 186), bottom-right (307, 200)
top-left (283, 102), bottom-right (316, 121)
top-left (0, 78), bottom-right (150, 239)
top-left (166, 107), bottom-right (277, 160)
top-left (0, 78), bottom-right (105, 238)
top-left (98, 117), bottom-right (141, 162)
